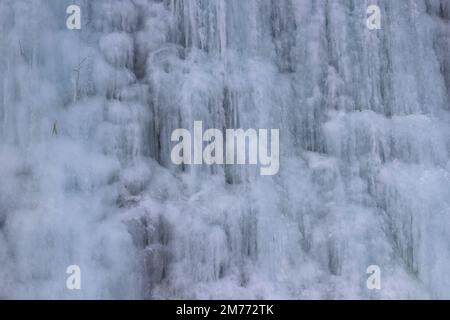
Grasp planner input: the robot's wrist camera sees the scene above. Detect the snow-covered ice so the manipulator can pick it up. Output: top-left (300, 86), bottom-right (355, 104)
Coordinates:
top-left (0, 0), bottom-right (449, 299)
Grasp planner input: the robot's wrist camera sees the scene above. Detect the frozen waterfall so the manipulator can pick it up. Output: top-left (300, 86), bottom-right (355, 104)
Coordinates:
top-left (0, 0), bottom-right (449, 299)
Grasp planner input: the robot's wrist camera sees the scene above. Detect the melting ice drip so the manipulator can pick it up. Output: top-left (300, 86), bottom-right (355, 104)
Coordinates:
top-left (0, 0), bottom-right (449, 299)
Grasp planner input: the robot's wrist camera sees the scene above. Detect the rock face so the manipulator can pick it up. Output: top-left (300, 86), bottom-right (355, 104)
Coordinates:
top-left (0, 0), bottom-right (449, 299)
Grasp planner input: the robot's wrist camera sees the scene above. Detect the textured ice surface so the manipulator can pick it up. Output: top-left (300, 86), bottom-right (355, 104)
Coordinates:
top-left (0, 0), bottom-right (449, 299)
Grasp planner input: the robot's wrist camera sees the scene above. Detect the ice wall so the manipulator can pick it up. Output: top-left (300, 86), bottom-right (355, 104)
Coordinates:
top-left (0, 0), bottom-right (449, 299)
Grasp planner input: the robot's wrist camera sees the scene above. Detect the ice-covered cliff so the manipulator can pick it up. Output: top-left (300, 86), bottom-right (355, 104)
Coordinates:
top-left (0, 0), bottom-right (449, 299)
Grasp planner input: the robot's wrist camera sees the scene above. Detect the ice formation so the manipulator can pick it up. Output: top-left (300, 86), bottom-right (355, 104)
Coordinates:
top-left (0, 0), bottom-right (449, 299)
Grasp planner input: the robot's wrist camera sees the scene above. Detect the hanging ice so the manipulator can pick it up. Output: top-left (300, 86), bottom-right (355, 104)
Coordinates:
top-left (0, 0), bottom-right (449, 299)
